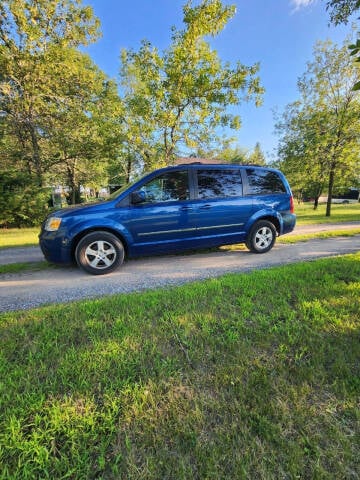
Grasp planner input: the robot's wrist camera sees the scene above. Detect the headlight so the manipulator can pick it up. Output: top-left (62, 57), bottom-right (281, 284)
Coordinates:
top-left (45, 217), bottom-right (62, 231)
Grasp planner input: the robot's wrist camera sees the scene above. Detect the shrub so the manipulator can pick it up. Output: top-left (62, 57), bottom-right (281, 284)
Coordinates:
top-left (0, 172), bottom-right (51, 228)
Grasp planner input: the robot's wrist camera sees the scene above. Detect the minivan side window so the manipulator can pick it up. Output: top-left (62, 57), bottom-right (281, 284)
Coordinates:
top-left (197, 169), bottom-right (243, 199)
top-left (246, 168), bottom-right (286, 195)
top-left (140, 171), bottom-right (189, 203)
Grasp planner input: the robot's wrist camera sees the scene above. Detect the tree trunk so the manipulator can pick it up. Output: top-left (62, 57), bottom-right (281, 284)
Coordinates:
top-left (163, 129), bottom-right (172, 166)
top-left (313, 183), bottom-right (323, 210)
top-left (67, 163), bottom-right (77, 205)
top-left (28, 123), bottom-right (43, 186)
top-left (75, 183), bottom-right (82, 204)
top-left (126, 155), bottom-right (132, 183)
top-left (326, 168), bottom-right (335, 217)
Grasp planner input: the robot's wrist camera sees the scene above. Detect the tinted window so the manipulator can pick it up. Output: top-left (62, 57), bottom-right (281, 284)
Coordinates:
top-left (246, 168), bottom-right (286, 195)
top-left (140, 171), bottom-right (189, 203)
top-left (197, 169), bottom-right (242, 199)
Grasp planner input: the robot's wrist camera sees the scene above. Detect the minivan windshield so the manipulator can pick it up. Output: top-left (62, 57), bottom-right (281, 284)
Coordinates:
top-left (108, 172), bottom-right (148, 200)
top-left (108, 183), bottom-right (132, 200)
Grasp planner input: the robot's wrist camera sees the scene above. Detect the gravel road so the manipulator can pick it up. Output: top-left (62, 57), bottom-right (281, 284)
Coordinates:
top-left (1, 225), bottom-right (359, 312)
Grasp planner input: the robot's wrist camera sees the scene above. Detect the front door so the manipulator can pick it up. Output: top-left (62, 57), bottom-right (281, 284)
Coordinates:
top-left (123, 170), bottom-right (197, 253)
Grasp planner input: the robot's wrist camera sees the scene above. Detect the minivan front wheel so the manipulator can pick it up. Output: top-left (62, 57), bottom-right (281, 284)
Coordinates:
top-left (75, 231), bottom-right (124, 275)
top-left (246, 220), bottom-right (276, 254)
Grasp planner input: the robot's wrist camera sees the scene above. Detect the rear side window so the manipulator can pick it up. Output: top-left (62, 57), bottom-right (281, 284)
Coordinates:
top-left (197, 169), bottom-right (242, 199)
top-left (246, 168), bottom-right (286, 195)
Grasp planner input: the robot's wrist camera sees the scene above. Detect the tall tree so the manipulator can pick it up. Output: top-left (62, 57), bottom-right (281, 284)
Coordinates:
top-left (119, 0), bottom-right (263, 171)
top-left (276, 105), bottom-right (334, 207)
top-left (276, 40), bottom-right (360, 215)
top-left (325, 0), bottom-right (360, 89)
top-left (0, 0), bottom-right (101, 186)
top-left (248, 142), bottom-right (266, 165)
top-left (46, 50), bottom-right (123, 203)
top-left (191, 138), bottom-right (249, 163)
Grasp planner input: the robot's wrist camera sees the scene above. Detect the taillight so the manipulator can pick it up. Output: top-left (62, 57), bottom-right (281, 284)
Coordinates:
top-left (290, 196), bottom-right (295, 214)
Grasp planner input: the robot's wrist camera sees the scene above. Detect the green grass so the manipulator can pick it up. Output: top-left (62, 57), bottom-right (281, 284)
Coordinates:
top-left (0, 261), bottom-right (51, 275)
top-left (278, 228), bottom-right (360, 243)
top-left (295, 202), bottom-right (360, 225)
top-left (0, 228), bottom-right (39, 249)
top-left (1, 254), bottom-right (359, 479)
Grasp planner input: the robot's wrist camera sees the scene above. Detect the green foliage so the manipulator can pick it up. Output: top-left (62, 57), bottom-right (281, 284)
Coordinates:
top-left (193, 139), bottom-right (267, 165)
top-left (0, 255), bottom-right (359, 478)
top-left (0, 172), bottom-right (50, 227)
top-left (276, 40), bottom-right (360, 215)
top-left (191, 137), bottom-right (249, 163)
top-left (326, 0), bottom-right (360, 24)
top-left (119, 0), bottom-right (264, 171)
top-left (0, 0), bottom-right (100, 50)
top-left (349, 37), bottom-right (360, 90)
top-left (0, 0), bottom-right (121, 202)
top-left (248, 142), bottom-right (266, 165)
top-left (44, 51), bottom-right (123, 203)
top-left (326, 0), bottom-right (360, 90)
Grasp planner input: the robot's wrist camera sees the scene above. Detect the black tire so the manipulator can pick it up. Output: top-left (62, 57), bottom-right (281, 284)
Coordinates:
top-left (75, 231), bottom-right (124, 275)
top-left (246, 220), bottom-right (277, 254)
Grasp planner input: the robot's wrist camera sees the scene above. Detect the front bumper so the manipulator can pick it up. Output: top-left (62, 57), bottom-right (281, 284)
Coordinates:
top-left (39, 231), bottom-right (73, 265)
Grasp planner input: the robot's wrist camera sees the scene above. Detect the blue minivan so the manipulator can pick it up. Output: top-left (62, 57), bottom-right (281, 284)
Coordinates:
top-left (39, 164), bottom-right (296, 274)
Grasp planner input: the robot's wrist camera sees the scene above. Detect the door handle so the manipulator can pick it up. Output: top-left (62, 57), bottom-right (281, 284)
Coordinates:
top-left (180, 206), bottom-right (193, 211)
top-left (199, 204), bottom-right (211, 209)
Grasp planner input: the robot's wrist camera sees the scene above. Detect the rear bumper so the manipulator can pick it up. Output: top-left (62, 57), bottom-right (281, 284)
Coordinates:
top-left (281, 213), bottom-right (296, 235)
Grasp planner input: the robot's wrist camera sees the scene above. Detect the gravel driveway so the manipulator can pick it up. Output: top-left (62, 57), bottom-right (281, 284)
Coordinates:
top-left (1, 228), bottom-right (359, 312)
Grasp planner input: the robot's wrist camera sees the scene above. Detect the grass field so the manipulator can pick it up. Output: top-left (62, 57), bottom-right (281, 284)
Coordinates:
top-left (295, 202), bottom-right (360, 225)
top-left (278, 227), bottom-right (360, 243)
top-left (0, 228), bottom-right (40, 249)
top-left (1, 254), bottom-right (359, 479)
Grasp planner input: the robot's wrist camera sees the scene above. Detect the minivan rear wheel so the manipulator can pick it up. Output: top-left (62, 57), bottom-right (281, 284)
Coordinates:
top-left (75, 231), bottom-right (124, 275)
top-left (246, 220), bottom-right (276, 254)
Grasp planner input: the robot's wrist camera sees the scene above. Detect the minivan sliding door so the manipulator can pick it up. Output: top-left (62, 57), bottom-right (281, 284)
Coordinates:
top-left (193, 168), bottom-right (253, 244)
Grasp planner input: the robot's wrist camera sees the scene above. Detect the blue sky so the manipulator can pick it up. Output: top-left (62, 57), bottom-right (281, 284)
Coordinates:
top-left (84, 0), bottom-right (354, 160)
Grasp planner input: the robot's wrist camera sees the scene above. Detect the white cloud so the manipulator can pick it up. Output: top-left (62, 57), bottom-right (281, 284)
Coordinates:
top-left (291, 0), bottom-right (317, 10)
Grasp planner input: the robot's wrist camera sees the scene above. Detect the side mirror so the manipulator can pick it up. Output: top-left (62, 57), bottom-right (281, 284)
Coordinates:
top-left (131, 190), bottom-right (146, 204)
